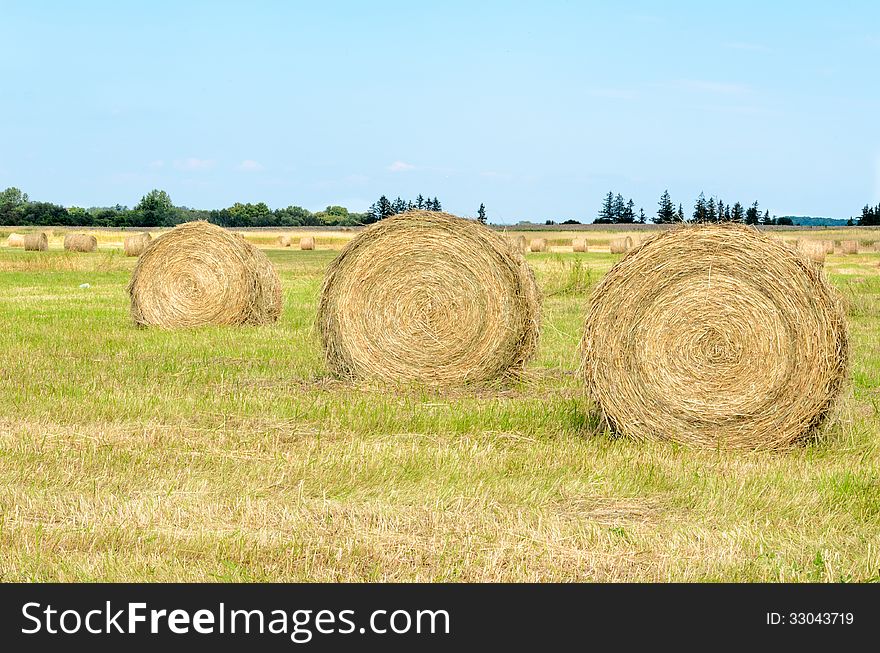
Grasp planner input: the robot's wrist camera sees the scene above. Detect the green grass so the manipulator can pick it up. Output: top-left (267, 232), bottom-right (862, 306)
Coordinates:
top-left (0, 245), bottom-right (879, 581)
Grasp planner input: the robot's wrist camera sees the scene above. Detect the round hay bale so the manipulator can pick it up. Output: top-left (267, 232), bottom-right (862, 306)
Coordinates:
top-left (797, 240), bottom-right (826, 265)
top-left (300, 236), bottom-right (315, 250)
top-left (581, 224), bottom-right (848, 450)
top-left (278, 235), bottom-right (292, 247)
top-left (508, 235), bottom-right (527, 254)
top-left (23, 232), bottom-right (48, 251)
top-left (840, 240), bottom-right (858, 255)
top-left (572, 238), bottom-right (587, 252)
top-left (63, 233), bottom-right (98, 253)
top-left (6, 233), bottom-right (25, 248)
top-left (123, 232), bottom-right (152, 257)
top-left (609, 236), bottom-right (633, 254)
top-left (128, 221), bottom-right (282, 328)
top-left (318, 210), bottom-right (541, 385)
top-left (529, 238), bottom-right (547, 252)
top-left (822, 240), bottom-right (834, 254)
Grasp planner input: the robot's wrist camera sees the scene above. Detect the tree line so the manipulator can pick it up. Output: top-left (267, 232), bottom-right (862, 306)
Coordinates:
top-left (595, 189), bottom-right (788, 225)
top-left (858, 203), bottom-right (880, 226)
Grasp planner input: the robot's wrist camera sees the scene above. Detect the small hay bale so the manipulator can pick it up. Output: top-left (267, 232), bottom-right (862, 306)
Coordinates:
top-left (318, 210), bottom-right (541, 385)
top-left (278, 235), bottom-right (292, 247)
top-left (797, 240), bottom-right (826, 265)
top-left (6, 233), bottom-right (25, 248)
top-left (63, 233), bottom-right (98, 252)
top-left (529, 238), bottom-right (547, 252)
top-left (300, 236), bottom-right (315, 250)
top-left (23, 232), bottom-right (48, 251)
top-left (509, 235), bottom-right (527, 254)
top-left (822, 240), bottom-right (834, 254)
top-left (128, 221), bottom-right (281, 328)
top-left (840, 240), bottom-right (858, 255)
top-left (572, 238), bottom-right (587, 252)
top-left (123, 232), bottom-right (152, 257)
top-left (609, 236), bottom-right (633, 254)
top-left (581, 224), bottom-right (848, 450)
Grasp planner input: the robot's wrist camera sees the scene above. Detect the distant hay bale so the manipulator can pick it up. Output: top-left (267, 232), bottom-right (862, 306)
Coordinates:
top-left (63, 233), bottom-right (97, 253)
top-left (318, 210), bottom-right (541, 385)
top-left (23, 232), bottom-right (48, 251)
top-left (123, 232), bottom-right (152, 257)
top-left (6, 233), bottom-right (25, 248)
top-left (278, 235), bottom-right (292, 247)
top-left (797, 240), bottom-right (826, 265)
top-left (300, 236), bottom-right (315, 250)
top-left (822, 240), bottom-right (834, 254)
top-left (840, 240), bottom-right (858, 255)
top-left (128, 221), bottom-right (281, 328)
top-left (784, 239), bottom-right (801, 251)
top-left (572, 238), bottom-right (587, 252)
top-left (529, 238), bottom-right (547, 252)
top-left (609, 236), bottom-right (633, 254)
top-left (582, 224), bottom-right (848, 450)
top-left (509, 235), bottom-right (527, 254)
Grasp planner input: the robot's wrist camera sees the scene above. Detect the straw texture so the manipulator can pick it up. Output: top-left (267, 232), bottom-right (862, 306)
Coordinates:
top-left (318, 210), bottom-right (541, 385)
top-left (64, 233), bottom-right (97, 252)
top-left (278, 235), bottom-right (292, 247)
top-left (300, 236), bottom-right (315, 250)
top-left (128, 221), bottom-right (282, 328)
top-left (840, 240), bottom-right (858, 255)
top-left (124, 232), bottom-right (152, 256)
top-left (6, 233), bottom-right (24, 248)
top-left (609, 236), bottom-right (633, 254)
top-left (23, 232), bottom-right (48, 251)
top-left (529, 238), bottom-right (547, 252)
top-left (581, 224), bottom-right (848, 450)
top-left (572, 238), bottom-right (587, 252)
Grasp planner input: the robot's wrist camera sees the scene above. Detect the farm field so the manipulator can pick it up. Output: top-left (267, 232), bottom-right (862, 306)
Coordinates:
top-left (0, 229), bottom-right (879, 581)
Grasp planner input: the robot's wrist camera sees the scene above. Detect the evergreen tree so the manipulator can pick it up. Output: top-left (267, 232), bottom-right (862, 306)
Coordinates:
top-left (655, 190), bottom-right (676, 223)
top-left (638, 208), bottom-right (647, 223)
top-left (676, 204), bottom-right (685, 222)
top-left (477, 203), bottom-right (487, 224)
top-left (431, 197), bottom-right (441, 211)
top-left (597, 191), bottom-right (615, 223)
top-left (621, 198), bottom-right (636, 223)
top-left (744, 200), bottom-right (760, 225)
top-left (717, 199), bottom-right (725, 222)
top-left (613, 194), bottom-right (626, 222)
top-left (692, 192), bottom-right (707, 223)
top-left (392, 196), bottom-right (407, 214)
top-left (731, 201), bottom-right (745, 223)
top-left (416, 194), bottom-right (425, 210)
top-left (760, 209), bottom-right (771, 225)
top-left (706, 196), bottom-right (717, 222)
top-left (725, 206), bottom-right (731, 221)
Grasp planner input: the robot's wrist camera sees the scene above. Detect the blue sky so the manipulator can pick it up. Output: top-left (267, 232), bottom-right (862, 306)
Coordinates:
top-left (1, 1), bottom-right (879, 222)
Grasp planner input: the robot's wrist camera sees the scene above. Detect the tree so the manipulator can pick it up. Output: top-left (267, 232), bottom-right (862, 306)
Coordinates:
top-left (706, 196), bottom-right (717, 222)
top-left (620, 198), bottom-right (636, 223)
top-left (391, 197), bottom-right (407, 214)
top-left (0, 186), bottom-right (29, 225)
top-left (717, 199), bottom-right (725, 222)
top-left (676, 204), bottom-right (685, 222)
top-left (744, 201), bottom-right (760, 225)
top-left (477, 203), bottom-right (487, 224)
top-left (760, 209), bottom-right (772, 226)
top-left (431, 197), bottom-right (441, 211)
top-left (134, 189), bottom-right (177, 227)
top-left (596, 191), bottom-right (615, 223)
top-left (731, 201), bottom-right (745, 223)
top-left (692, 192), bottom-right (707, 223)
top-left (612, 194), bottom-right (626, 221)
top-left (654, 190), bottom-right (676, 223)
top-left (416, 194), bottom-right (425, 210)
top-left (638, 208), bottom-right (647, 223)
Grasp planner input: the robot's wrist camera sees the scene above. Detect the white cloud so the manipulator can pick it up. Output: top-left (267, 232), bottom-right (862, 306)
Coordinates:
top-left (388, 160), bottom-right (416, 172)
top-left (237, 159), bottom-right (264, 171)
top-left (173, 157), bottom-right (215, 171)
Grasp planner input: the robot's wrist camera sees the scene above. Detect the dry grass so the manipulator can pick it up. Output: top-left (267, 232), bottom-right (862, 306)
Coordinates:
top-left (582, 225), bottom-right (849, 450)
top-left (318, 211), bottom-right (541, 385)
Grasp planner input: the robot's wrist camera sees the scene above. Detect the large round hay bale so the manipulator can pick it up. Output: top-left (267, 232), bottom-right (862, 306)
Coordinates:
top-left (529, 238), bottom-right (547, 252)
top-left (123, 232), bottom-right (152, 257)
top-left (797, 240), bottom-right (826, 265)
top-left (572, 238), bottom-right (587, 252)
top-left (318, 210), bottom-right (541, 385)
top-left (63, 233), bottom-right (98, 252)
top-left (6, 233), bottom-right (25, 248)
top-left (840, 240), bottom-right (858, 255)
top-left (609, 236), bottom-right (633, 254)
top-left (581, 224), bottom-right (848, 450)
top-left (278, 235), bottom-right (292, 247)
top-left (128, 221), bottom-right (282, 328)
top-left (300, 236), bottom-right (315, 250)
top-left (23, 232), bottom-right (48, 251)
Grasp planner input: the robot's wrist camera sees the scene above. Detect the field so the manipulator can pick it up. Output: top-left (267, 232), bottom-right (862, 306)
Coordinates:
top-left (1, 227), bottom-right (879, 581)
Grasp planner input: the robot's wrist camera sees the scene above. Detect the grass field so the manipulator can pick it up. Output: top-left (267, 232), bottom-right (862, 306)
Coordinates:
top-left (1, 231), bottom-right (879, 581)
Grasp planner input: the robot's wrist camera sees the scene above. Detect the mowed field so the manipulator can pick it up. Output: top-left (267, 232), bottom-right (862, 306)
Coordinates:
top-left (1, 226), bottom-right (879, 581)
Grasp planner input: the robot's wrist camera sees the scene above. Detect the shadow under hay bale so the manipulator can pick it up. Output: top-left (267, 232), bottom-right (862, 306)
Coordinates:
top-left (318, 210), bottom-right (541, 385)
top-left (300, 236), bottom-right (315, 250)
top-left (128, 221), bottom-right (281, 328)
top-left (529, 238), bottom-right (546, 252)
top-left (123, 232), bottom-right (152, 257)
top-left (63, 233), bottom-right (98, 252)
top-left (581, 224), bottom-right (848, 450)
top-left (23, 232), bottom-right (48, 251)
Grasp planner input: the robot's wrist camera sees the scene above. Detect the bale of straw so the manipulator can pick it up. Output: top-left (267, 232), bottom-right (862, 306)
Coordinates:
top-left (529, 238), bottom-right (547, 252)
top-left (23, 232), bottom-right (48, 251)
top-left (123, 232), bottom-right (152, 257)
top-left (318, 210), bottom-right (541, 385)
top-left (822, 240), bottom-right (834, 254)
top-left (609, 236), bottom-right (633, 254)
top-left (581, 224), bottom-right (848, 450)
top-left (572, 238), bottom-right (587, 252)
top-left (6, 233), bottom-right (25, 248)
top-left (508, 235), bottom-right (527, 254)
top-left (840, 240), bottom-right (858, 255)
top-left (63, 233), bottom-right (98, 252)
top-left (300, 236), bottom-right (315, 250)
top-left (128, 221), bottom-right (282, 328)
top-left (278, 235), bottom-right (292, 247)
top-left (784, 239), bottom-right (801, 251)
top-left (797, 240), bottom-right (826, 265)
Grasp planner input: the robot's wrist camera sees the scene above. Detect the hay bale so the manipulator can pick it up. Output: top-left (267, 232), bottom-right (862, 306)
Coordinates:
top-left (784, 238), bottom-right (801, 251)
top-left (581, 224), bottom-right (848, 450)
top-left (278, 235), bottom-right (292, 247)
top-left (508, 235), bottom-right (527, 254)
top-left (797, 240), bottom-right (826, 265)
top-left (318, 210), bottom-right (541, 385)
top-left (6, 233), bottom-right (25, 248)
top-left (23, 232), bottom-right (48, 251)
top-left (529, 238), bottom-right (547, 252)
top-left (63, 233), bottom-right (98, 252)
top-left (128, 221), bottom-right (282, 328)
top-left (572, 238), bottom-right (587, 252)
top-left (822, 240), bottom-right (834, 254)
top-left (609, 236), bottom-right (633, 254)
top-left (300, 236), bottom-right (315, 250)
top-left (123, 232), bottom-right (152, 257)
top-left (840, 240), bottom-right (858, 255)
